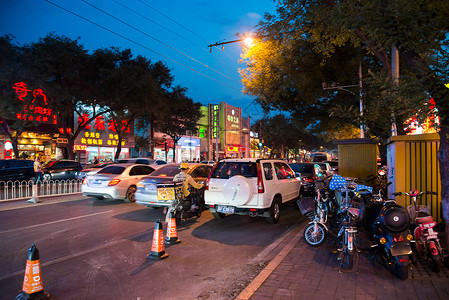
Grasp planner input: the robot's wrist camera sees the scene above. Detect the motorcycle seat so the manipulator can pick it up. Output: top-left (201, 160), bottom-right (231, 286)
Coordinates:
top-left (415, 214), bottom-right (433, 224)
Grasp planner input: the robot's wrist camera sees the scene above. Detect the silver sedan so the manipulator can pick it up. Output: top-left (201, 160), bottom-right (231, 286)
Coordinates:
top-left (82, 163), bottom-right (156, 202)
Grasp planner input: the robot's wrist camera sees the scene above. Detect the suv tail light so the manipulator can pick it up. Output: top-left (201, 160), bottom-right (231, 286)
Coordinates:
top-left (256, 163), bottom-right (265, 193)
top-left (303, 176), bottom-right (314, 183)
top-left (205, 163), bottom-right (217, 190)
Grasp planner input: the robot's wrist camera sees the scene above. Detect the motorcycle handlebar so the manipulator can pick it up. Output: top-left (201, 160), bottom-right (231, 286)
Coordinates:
top-left (393, 191), bottom-right (438, 197)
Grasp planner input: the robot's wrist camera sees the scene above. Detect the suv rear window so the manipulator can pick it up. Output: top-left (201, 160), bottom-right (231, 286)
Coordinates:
top-left (210, 162), bottom-right (257, 179)
top-left (290, 164), bottom-right (314, 173)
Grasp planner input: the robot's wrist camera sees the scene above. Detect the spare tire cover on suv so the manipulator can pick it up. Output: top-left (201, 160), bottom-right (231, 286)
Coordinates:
top-left (223, 175), bottom-right (253, 206)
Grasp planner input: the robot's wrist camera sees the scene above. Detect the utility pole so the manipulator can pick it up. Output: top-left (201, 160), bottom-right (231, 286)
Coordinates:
top-left (391, 45), bottom-right (400, 136)
top-left (359, 62), bottom-right (365, 138)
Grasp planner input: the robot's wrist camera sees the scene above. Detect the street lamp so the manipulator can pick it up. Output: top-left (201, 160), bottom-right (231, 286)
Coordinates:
top-left (322, 63), bottom-right (365, 138)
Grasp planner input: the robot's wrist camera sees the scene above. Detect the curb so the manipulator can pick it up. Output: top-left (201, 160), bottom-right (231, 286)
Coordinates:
top-left (236, 220), bottom-right (307, 300)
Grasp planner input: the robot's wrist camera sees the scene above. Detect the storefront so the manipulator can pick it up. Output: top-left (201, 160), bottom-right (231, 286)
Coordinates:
top-left (178, 136), bottom-right (200, 162)
top-left (74, 113), bottom-right (134, 165)
top-left (1, 82), bottom-right (70, 162)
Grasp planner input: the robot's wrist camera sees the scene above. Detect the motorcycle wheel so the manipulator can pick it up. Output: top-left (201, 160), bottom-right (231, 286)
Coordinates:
top-left (429, 241), bottom-right (443, 273)
top-left (341, 250), bottom-right (353, 270)
top-left (430, 255), bottom-right (443, 273)
top-left (391, 255), bottom-right (409, 280)
top-left (304, 223), bottom-right (327, 247)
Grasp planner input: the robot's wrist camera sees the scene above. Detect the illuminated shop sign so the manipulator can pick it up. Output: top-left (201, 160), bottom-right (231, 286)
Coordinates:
top-left (12, 82), bottom-right (57, 125)
top-left (211, 105), bottom-right (219, 139)
top-left (75, 113), bottom-right (134, 148)
top-left (178, 137), bottom-right (200, 147)
top-left (226, 106), bottom-right (240, 145)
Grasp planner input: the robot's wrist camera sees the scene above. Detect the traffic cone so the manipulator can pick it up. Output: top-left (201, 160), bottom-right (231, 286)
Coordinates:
top-left (147, 219), bottom-right (169, 260)
top-left (165, 210), bottom-right (181, 245)
top-left (16, 244), bottom-right (50, 300)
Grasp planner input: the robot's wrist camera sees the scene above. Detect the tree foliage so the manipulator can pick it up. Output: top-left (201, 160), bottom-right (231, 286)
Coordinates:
top-left (0, 34), bottom-right (203, 161)
top-left (240, 0), bottom-right (449, 245)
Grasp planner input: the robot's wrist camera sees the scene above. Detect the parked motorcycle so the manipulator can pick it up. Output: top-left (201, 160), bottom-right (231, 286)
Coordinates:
top-left (367, 191), bottom-right (413, 280)
top-left (301, 176), bottom-right (336, 246)
top-left (394, 190), bottom-right (449, 272)
top-left (161, 182), bottom-right (205, 225)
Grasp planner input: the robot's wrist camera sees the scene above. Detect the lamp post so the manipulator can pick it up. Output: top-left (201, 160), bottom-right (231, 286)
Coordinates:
top-left (322, 63), bottom-right (365, 138)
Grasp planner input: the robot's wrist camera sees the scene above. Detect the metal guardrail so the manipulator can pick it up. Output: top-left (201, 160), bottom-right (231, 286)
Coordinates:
top-left (0, 179), bottom-right (82, 201)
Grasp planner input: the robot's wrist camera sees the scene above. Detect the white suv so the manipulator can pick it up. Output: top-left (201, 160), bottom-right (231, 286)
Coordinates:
top-left (204, 158), bottom-right (302, 224)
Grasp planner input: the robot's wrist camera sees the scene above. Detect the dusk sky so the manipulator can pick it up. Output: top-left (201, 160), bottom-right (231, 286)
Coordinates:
top-left (0, 0), bottom-right (278, 120)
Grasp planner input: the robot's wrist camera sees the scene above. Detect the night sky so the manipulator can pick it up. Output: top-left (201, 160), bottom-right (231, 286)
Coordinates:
top-left (0, 0), bottom-right (278, 119)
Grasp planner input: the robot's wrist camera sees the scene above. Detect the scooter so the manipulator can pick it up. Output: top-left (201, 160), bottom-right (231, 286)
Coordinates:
top-left (167, 183), bottom-right (205, 225)
top-left (395, 190), bottom-right (449, 272)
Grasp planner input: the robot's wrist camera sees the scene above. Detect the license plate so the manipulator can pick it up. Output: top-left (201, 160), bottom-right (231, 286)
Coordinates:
top-left (217, 205), bottom-right (235, 213)
top-left (145, 184), bottom-right (157, 192)
top-left (157, 187), bottom-right (175, 201)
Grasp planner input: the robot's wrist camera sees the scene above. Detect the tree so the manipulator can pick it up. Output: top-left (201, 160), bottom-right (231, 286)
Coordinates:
top-left (21, 34), bottom-right (112, 159)
top-left (0, 35), bottom-right (50, 158)
top-left (241, 0), bottom-right (449, 245)
top-left (157, 86), bottom-right (203, 162)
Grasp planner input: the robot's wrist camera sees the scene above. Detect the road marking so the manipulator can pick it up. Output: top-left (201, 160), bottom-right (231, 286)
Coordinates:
top-left (0, 239), bottom-right (124, 282)
top-left (0, 210), bottom-right (113, 235)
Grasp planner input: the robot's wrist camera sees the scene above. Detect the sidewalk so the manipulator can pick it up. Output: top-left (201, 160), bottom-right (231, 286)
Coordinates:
top-left (0, 193), bottom-right (87, 212)
top-left (238, 222), bottom-right (449, 300)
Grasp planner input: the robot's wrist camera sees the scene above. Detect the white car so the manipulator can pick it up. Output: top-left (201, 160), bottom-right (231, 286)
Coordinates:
top-left (82, 163), bottom-right (156, 202)
top-left (204, 158), bottom-right (302, 224)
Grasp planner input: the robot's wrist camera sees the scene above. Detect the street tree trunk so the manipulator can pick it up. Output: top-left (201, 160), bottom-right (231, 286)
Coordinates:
top-left (438, 127), bottom-right (449, 250)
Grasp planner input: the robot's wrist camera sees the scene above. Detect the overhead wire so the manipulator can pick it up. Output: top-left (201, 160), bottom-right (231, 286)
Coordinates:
top-left (44, 0), bottom-right (241, 92)
top-left (80, 0), bottom-right (239, 84)
top-left (111, 0), bottom-right (239, 75)
top-left (137, 0), bottom-right (238, 65)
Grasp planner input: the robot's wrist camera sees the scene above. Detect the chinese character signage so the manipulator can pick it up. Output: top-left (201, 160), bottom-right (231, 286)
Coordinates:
top-left (12, 82), bottom-right (57, 125)
top-left (211, 104), bottom-right (219, 139)
top-left (225, 105), bottom-right (241, 146)
top-left (74, 113), bottom-right (134, 148)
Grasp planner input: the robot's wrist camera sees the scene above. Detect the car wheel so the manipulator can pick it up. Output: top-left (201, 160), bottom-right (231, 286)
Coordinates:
top-left (266, 197), bottom-right (281, 224)
top-left (42, 174), bottom-right (51, 181)
top-left (125, 186), bottom-right (137, 202)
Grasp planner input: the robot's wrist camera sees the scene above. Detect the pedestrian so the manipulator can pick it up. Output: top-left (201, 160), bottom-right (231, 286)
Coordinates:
top-left (33, 156), bottom-right (42, 184)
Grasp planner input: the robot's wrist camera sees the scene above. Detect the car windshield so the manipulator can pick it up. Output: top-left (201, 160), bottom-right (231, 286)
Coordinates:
top-left (151, 165), bottom-right (181, 177)
top-left (290, 164), bottom-right (314, 173)
top-left (97, 166), bottom-right (126, 175)
top-left (210, 162), bottom-right (257, 179)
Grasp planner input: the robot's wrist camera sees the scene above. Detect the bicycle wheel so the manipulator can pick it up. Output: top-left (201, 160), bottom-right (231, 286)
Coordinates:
top-left (341, 250), bottom-right (353, 270)
top-left (304, 223), bottom-right (327, 246)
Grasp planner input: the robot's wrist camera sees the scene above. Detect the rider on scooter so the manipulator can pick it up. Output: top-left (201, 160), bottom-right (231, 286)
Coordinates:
top-left (173, 162), bottom-right (204, 210)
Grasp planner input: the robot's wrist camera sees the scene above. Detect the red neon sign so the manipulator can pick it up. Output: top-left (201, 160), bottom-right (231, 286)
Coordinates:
top-left (12, 82), bottom-right (57, 125)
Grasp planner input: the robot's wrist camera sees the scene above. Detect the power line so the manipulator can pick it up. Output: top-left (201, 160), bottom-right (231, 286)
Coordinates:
top-left (44, 0), bottom-right (241, 92)
top-left (137, 0), bottom-right (238, 65)
top-left (80, 0), bottom-right (239, 84)
top-left (112, 0), bottom-right (239, 74)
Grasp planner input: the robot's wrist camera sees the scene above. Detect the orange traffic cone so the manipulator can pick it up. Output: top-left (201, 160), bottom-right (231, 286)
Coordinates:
top-left (165, 210), bottom-right (181, 245)
top-left (16, 244), bottom-right (50, 300)
top-left (147, 219), bottom-right (169, 260)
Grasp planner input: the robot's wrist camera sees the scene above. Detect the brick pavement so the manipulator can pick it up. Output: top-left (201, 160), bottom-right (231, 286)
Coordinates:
top-left (239, 222), bottom-right (449, 300)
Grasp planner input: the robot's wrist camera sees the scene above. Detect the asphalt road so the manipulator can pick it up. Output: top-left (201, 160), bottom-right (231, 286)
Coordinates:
top-left (0, 196), bottom-right (303, 299)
